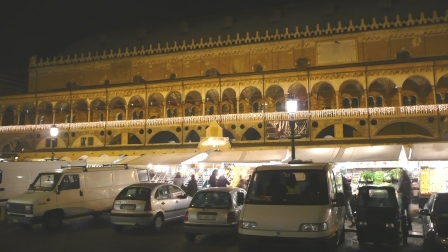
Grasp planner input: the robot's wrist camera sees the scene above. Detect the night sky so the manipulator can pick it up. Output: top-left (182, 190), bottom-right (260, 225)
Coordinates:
top-left (0, 0), bottom-right (298, 80)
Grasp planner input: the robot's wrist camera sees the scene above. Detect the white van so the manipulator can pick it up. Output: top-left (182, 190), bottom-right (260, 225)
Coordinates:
top-left (0, 161), bottom-right (79, 203)
top-left (5, 166), bottom-right (149, 231)
top-left (237, 162), bottom-right (346, 251)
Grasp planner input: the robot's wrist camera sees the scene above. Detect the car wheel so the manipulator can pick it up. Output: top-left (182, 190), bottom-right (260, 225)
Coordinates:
top-left (185, 233), bottom-right (196, 242)
top-left (43, 211), bottom-right (62, 232)
top-left (113, 224), bottom-right (125, 232)
top-left (152, 214), bottom-right (164, 232)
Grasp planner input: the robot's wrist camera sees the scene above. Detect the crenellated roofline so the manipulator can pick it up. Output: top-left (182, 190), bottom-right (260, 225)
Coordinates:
top-left (29, 9), bottom-right (448, 68)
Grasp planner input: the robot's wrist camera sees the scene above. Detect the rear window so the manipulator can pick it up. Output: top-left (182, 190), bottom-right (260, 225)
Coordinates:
top-left (358, 188), bottom-right (397, 207)
top-left (190, 191), bottom-right (231, 209)
top-left (246, 170), bottom-right (329, 205)
top-left (116, 187), bottom-right (151, 200)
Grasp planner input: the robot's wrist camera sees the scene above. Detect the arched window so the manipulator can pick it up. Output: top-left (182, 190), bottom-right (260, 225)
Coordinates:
top-left (65, 115), bottom-right (70, 123)
top-left (40, 116), bottom-right (45, 124)
top-left (410, 95), bottom-right (417, 105)
top-left (72, 115), bottom-right (76, 123)
top-left (342, 98), bottom-right (351, 108)
top-left (184, 107), bottom-right (191, 117)
top-left (304, 100), bottom-right (309, 110)
top-left (351, 97), bottom-right (359, 108)
top-left (402, 96), bottom-right (409, 106)
top-left (222, 104), bottom-right (229, 114)
top-left (239, 103), bottom-right (244, 113)
top-left (367, 96), bottom-right (375, 108)
top-left (376, 97), bottom-right (383, 107)
top-left (254, 64), bottom-right (263, 73)
top-left (116, 113), bottom-right (122, 120)
top-left (208, 106), bottom-right (214, 115)
top-left (191, 107), bottom-right (196, 116)
top-left (166, 108), bottom-right (172, 118)
top-left (172, 108), bottom-right (177, 117)
top-left (275, 101), bottom-right (282, 112)
top-left (99, 113), bottom-right (104, 121)
top-left (252, 102), bottom-right (259, 113)
top-left (436, 93), bottom-right (443, 104)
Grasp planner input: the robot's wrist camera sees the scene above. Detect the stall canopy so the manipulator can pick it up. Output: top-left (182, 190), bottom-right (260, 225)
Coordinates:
top-left (126, 152), bottom-right (203, 167)
top-left (337, 145), bottom-right (405, 162)
top-left (290, 147), bottom-right (343, 163)
top-left (84, 155), bottom-right (127, 167)
top-left (200, 149), bottom-right (289, 163)
top-left (409, 142), bottom-right (448, 161)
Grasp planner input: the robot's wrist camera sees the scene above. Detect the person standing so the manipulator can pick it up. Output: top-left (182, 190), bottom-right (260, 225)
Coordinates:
top-left (208, 169), bottom-right (218, 187)
top-left (186, 174), bottom-right (198, 197)
top-left (398, 170), bottom-right (413, 230)
top-left (343, 176), bottom-right (356, 228)
top-left (217, 174), bottom-right (231, 187)
top-left (173, 172), bottom-right (184, 187)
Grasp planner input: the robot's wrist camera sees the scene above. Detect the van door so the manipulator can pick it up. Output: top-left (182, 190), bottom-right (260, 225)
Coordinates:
top-left (154, 186), bottom-right (177, 220)
top-left (56, 174), bottom-right (86, 216)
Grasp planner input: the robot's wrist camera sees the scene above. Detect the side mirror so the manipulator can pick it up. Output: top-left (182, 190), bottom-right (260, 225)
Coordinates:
top-left (419, 209), bottom-right (430, 216)
top-left (237, 192), bottom-right (245, 205)
top-left (57, 185), bottom-right (62, 194)
top-left (332, 192), bottom-right (345, 207)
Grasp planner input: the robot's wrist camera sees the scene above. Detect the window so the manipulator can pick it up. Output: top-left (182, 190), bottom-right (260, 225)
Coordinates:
top-left (191, 107), bottom-right (196, 116)
top-left (81, 137), bottom-right (87, 147)
top-left (88, 137), bottom-right (93, 146)
top-left (402, 96), bottom-right (409, 106)
top-left (410, 95), bottom-right (417, 105)
top-left (116, 113), bottom-right (122, 120)
top-left (137, 169), bottom-right (149, 182)
top-left (46, 139), bottom-right (51, 148)
top-left (221, 104), bottom-right (229, 114)
top-left (99, 113), bottom-right (104, 121)
top-left (81, 137), bottom-right (94, 146)
top-left (60, 174), bottom-right (80, 190)
top-left (156, 186), bottom-right (170, 200)
top-left (275, 101), bottom-right (282, 112)
top-left (252, 102), bottom-right (259, 113)
top-left (184, 107), bottom-right (191, 116)
top-left (342, 98), bottom-right (350, 108)
top-left (351, 97), bottom-right (359, 108)
top-left (239, 103), bottom-right (244, 113)
top-left (376, 96), bottom-right (383, 107)
top-left (368, 96), bottom-right (375, 107)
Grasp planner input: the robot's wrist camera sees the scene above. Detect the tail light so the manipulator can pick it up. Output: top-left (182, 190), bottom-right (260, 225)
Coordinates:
top-left (227, 212), bottom-right (236, 222)
top-left (185, 211), bottom-right (189, 221)
top-left (144, 199), bottom-right (152, 211)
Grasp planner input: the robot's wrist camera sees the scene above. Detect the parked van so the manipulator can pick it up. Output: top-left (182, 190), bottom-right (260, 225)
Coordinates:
top-left (5, 166), bottom-right (149, 231)
top-left (237, 162), bottom-right (346, 251)
top-left (0, 161), bottom-right (79, 203)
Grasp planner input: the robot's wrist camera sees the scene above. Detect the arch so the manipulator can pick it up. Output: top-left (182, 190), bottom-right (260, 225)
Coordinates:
top-left (340, 79), bottom-right (364, 108)
top-left (266, 85), bottom-right (285, 113)
top-left (401, 75), bottom-right (432, 105)
top-left (240, 86), bottom-right (262, 114)
top-left (2, 105), bottom-right (15, 126)
top-left (90, 98), bottom-right (107, 122)
top-left (296, 57), bottom-right (309, 70)
top-left (116, 113), bottom-right (123, 120)
top-left (185, 90), bottom-right (202, 116)
top-left (73, 99), bottom-right (88, 123)
top-left (222, 88), bottom-right (236, 114)
top-left (436, 74), bottom-right (448, 104)
top-left (109, 97), bottom-right (126, 121)
top-left (1, 138), bottom-right (29, 158)
top-left (128, 133), bottom-right (142, 144)
top-left (19, 102), bottom-right (36, 125)
top-left (37, 101), bottom-right (53, 124)
top-left (149, 131), bottom-right (180, 143)
top-left (148, 93), bottom-right (164, 119)
top-left (376, 122), bottom-right (432, 137)
top-left (316, 125), bottom-right (335, 138)
top-left (221, 104), bottom-right (229, 114)
top-left (129, 95), bottom-right (145, 119)
top-left (205, 68), bottom-right (220, 77)
top-left (253, 63), bottom-right (263, 73)
top-left (311, 82), bottom-right (336, 110)
top-left (185, 130), bottom-right (200, 143)
top-left (109, 134), bottom-right (122, 145)
top-left (242, 127), bottom-right (261, 141)
top-left (288, 83), bottom-right (308, 110)
top-left (54, 101), bottom-right (70, 124)
top-left (343, 124), bottom-right (362, 137)
top-left (223, 129), bottom-right (235, 141)
top-left (368, 78), bottom-right (398, 107)
top-left (166, 91), bottom-right (181, 117)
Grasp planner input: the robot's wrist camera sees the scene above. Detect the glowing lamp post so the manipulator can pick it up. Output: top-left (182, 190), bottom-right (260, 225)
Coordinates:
top-left (286, 97), bottom-right (298, 161)
top-left (50, 124), bottom-right (58, 161)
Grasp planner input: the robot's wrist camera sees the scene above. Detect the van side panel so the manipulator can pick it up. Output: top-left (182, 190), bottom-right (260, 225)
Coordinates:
top-left (83, 171), bottom-right (115, 211)
top-left (113, 170), bottom-right (139, 185)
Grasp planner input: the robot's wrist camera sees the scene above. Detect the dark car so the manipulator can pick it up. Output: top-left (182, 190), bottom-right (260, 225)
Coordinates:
top-left (356, 186), bottom-right (408, 248)
top-left (420, 191), bottom-right (448, 251)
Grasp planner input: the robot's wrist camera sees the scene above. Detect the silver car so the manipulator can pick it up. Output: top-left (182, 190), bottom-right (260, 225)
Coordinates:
top-left (110, 183), bottom-right (192, 232)
top-left (183, 187), bottom-right (246, 241)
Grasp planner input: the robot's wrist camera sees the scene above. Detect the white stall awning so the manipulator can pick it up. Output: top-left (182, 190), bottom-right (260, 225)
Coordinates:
top-left (127, 153), bottom-right (202, 166)
top-left (409, 142), bottom-right (448, 161)
top-left (85, 155), bottom-right (127, 166)
top-left (200, 149), bottom-right (288, 163)
top-left (290, 147), bottom-right (343, 163)
top-left (337, 145), bottom-right (404, 162)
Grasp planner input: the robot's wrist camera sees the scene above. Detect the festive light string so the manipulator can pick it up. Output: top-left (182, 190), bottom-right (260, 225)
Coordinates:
top-left (0, 105), bottom-right (447, 132)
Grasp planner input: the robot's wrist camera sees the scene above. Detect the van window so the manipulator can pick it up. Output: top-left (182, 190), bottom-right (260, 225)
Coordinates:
top-left (60, 174), bottom-right (80, 190)
top-left (30, 173), bottom-right (62, 191)
top-left (246, 170), bottom-right (329, 205)
top-left (137, 169), bottom-right (149, 182)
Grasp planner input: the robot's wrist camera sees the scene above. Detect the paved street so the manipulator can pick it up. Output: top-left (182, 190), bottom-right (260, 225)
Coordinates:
top-left (0, 213), bottom-right (425, 252)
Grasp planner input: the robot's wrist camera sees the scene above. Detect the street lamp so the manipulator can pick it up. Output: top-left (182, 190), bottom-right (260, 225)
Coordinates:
top-left (50, 124), bottom-right (58, 161)
top-left (286, 96), bottom-right (298, 161)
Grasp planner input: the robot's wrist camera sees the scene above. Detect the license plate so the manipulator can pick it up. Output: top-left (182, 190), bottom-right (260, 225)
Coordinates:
top-left (121, 204), bottom-right (136, 210)
top-left (197, 214), bottom-right (216, 220)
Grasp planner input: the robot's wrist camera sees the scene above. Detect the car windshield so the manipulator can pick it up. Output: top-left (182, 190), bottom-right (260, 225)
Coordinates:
top-left (116, 187), bottom-right (151, 200)
top-left (30, 173), bottom-right (62, 191)
top-left (433, 194), bottom-right (448, 216)
top-left (357, 188), bottom-right (398, 207)
top-left (190, 191), bottom-right (232, 209)
top-left (245, 170), bottom-right (329, 205)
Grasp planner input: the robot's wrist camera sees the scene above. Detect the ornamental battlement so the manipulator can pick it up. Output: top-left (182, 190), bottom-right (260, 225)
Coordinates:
top-left (29, 10), bottom-right (448, 68)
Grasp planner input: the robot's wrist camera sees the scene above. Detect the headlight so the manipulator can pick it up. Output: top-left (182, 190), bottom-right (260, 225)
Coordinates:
top-left (239, 221), bottom-right (258, 229)
top-left (299, 222), bottom-right (328, 232)
top-left (385, 223), bottom-right (394, 228)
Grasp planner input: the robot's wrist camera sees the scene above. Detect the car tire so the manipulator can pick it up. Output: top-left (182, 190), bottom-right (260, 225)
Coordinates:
top-left (152, 214), bottom-right (164, 232)
top-left (113, 224), bottom-right (125, 232)
top-left (43, 211), bottom-right (62, 232)
top-left (185, 233), bottom-right (196, 242)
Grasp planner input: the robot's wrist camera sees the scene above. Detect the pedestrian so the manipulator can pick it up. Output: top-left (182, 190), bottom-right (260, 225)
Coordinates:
top-left (217, 174), bottom-right (230, 187)
top-left (237, 175), bottom-right (247, 190)
top-left (398, 170), bottom-right (413, 230)
top-left (186, 174), bottom-right (198, 197)
top-left (342, 176), bottom-right (356, 227)
top-left (208, 169), bottom-right (218, 187)
top-left (173, 172), bottom-right (184, 187)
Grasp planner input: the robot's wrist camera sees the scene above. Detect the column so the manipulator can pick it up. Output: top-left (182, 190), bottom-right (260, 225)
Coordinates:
top-left (202, 99), bottom-right (206, 116)
top-left (87, 108), bottom-right (91, 122)
top-left (398, 88), bottom-right (402, 106)
top-left (52, 109), bottom-right (56, 124)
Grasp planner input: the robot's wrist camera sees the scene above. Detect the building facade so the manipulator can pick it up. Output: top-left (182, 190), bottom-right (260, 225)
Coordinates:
top-left (1, 1), bottom-right (448, 161)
